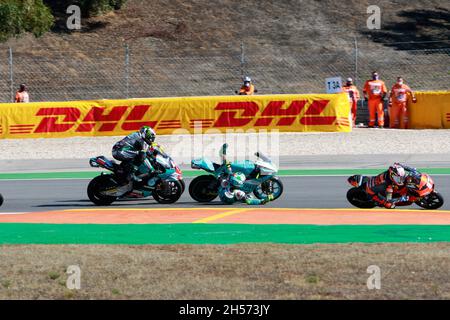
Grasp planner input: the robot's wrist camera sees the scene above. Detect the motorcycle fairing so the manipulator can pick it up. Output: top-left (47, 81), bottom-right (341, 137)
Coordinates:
top-left (240, 175), bottom-right (272, 193)
top-left (230, 160), bottom-right (256, 176)
top-left (191, 158), bottom-right (216, 173)
top-left (90, 156), bottom-right (117, 171)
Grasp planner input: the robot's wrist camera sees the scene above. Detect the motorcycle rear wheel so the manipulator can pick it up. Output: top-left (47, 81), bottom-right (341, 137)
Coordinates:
top-left (346, 187), bottom-right (376, 209)
top-left (415, 192), bottom-right (444, 210)
top-left (0, 193), bottom-right (3, 206)
top-left (189, 175), bottom-right (219, 202)
top-left (87, 175), bottom-right (118, 206)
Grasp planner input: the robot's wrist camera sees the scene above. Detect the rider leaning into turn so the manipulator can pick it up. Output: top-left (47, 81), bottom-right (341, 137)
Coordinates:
top-left (350, 163), bottom-right (419, 209)
top-left (112, 126), bottom-right (160, 183)
top-left (218, 146), bottom-right (274, 205)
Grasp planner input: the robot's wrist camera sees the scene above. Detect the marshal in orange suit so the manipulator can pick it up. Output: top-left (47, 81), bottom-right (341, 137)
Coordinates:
top-left (389, 77), bottom-right (417, 129)
top-left (363, 71), bottom-right (387, 128)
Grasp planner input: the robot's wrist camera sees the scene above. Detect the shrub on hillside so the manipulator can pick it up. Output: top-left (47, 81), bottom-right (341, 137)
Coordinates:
top-left (0, 0), bottom-right (54, 42)
top-left (79, 0), bottom-right (126, 16)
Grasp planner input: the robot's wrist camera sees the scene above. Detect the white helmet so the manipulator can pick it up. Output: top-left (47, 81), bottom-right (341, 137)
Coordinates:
top-left (389, 163), bottom-right (407, 186)
top-left (243, 76), bottom-right (252, 83)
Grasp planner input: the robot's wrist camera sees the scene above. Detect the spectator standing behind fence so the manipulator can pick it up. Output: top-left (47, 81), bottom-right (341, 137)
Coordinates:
top-left (237, 76), bottom-right (255, 95)
top-left (389, 77), bottom-right (417, 129)
top-left (15, 84), bottom-right (29, 103)
top-left (342, 77), bottom-right (360, 127)
top-left (363, 71), bottom-right (387, 128)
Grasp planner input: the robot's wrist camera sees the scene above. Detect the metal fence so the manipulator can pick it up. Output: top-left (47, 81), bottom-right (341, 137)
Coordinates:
top-left (0, 42), bottom-right (449, 103)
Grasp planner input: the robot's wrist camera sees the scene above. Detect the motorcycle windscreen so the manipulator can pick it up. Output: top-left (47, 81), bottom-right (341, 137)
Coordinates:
top-left (255, 152), bottom-right (272, 163)
top-left (255, 159), bottom-right (278, 175)
top-left (155, 154), bottom-right (172, 169)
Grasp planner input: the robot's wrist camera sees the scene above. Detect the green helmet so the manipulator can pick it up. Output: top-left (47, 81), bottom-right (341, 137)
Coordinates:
top-left (139, 126), bottom-right (156, 144)
top-left (230, 172), bottom-right (246, 187)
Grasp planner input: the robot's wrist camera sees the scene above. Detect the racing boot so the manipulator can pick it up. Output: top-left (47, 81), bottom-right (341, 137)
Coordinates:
top-left (120, 161), bottom-right (142, 184)
top-left (260, 194), bottom-right (275, 205)
top-left (245, 194), bottom-right (274, 205)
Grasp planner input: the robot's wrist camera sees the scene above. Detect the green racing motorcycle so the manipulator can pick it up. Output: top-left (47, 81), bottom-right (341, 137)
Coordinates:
top-left (87, 151), bottom-right (184, 205)
top-left (189, 144), bottom-right (283, 203)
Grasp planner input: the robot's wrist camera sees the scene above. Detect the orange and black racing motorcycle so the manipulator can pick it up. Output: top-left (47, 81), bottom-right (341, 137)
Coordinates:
top-left (346, 171), bottom-right (444, 210)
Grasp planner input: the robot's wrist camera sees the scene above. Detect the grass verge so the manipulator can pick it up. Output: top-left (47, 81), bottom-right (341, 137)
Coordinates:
top-left (1, 168), bottom-right (450, 180)
top-left (0, 243), bottom-right (449, 299)
top-left (1, 223), bottom-right (450, 244)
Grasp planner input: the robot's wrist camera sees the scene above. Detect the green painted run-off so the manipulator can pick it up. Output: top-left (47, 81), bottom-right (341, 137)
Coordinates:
top-left (0, 223), bottom-right (449, 244)
top-left (1, 167), bottom-right (450, 180)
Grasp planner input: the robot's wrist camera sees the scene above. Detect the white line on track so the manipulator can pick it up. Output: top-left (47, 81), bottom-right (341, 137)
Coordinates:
top-left (0, 212), bottom-right (29, 215)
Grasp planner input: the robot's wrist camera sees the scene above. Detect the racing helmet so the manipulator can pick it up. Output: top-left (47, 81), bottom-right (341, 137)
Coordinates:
top-left (139, 126), bottom-right (156, 144)
top-left (230, 172), bottom-right (246, 187)
top-left (388, 163), bottom-right (406, 186)
top-left (243, 76), bottom-right (252, 83)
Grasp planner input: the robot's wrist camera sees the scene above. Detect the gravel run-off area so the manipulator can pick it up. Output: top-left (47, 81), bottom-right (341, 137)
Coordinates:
top-left (1, 129), bottom-right (450, 165)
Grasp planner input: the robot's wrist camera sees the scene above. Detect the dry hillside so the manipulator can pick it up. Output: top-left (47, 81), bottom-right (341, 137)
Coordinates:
top-left (0, 0), bottom-right (449, 101)
top-left (4, 0), bottom-right (448, 52)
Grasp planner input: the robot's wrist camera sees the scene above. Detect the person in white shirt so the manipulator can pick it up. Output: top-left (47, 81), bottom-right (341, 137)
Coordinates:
top-left (15, 84), bottom-right (29, 103)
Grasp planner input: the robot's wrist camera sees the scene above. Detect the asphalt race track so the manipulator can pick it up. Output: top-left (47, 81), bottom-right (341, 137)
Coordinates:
top-left (1, 175), bottom-right (450, 213)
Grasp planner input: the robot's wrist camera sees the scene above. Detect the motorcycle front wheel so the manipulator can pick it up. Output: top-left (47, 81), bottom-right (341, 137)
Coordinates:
top-left (179, 179), bottom-right (186, 194)
top-left (415, 192), bottom-right (444, 210)
top-left (87, 175), bottom-right (118, 206)
top-left (346, 187), bottom-right (376, 209)
top-left (253, 176), bottom-right (284, 200)
top-left (153, 180), bottom-right (183, 204)
top-left (0, 193), bottom-right (3, 206)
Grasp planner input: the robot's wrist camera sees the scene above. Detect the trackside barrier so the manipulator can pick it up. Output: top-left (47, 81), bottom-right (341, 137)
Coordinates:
top-left (409, 91), bottom-right (450, 129)
top-left (0, 94), bottom-right (351, 139)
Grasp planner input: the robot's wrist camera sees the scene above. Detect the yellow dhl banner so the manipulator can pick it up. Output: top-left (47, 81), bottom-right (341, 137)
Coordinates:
top-left (408, 91), bottom-right (450, 129)
top-left (0, 93), bottom-right (351, 139)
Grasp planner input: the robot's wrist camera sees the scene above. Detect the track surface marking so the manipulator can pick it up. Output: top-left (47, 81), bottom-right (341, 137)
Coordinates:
top-left (1, 208), bottom-right (450, 225)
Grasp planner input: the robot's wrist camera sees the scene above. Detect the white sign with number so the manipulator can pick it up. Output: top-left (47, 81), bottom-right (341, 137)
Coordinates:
top-left (326, 77), bottom-right (342, 94)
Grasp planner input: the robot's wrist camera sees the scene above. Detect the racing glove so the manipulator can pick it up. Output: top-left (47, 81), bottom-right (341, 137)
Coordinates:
top-left (384, 201), bottom-right (396, 209)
